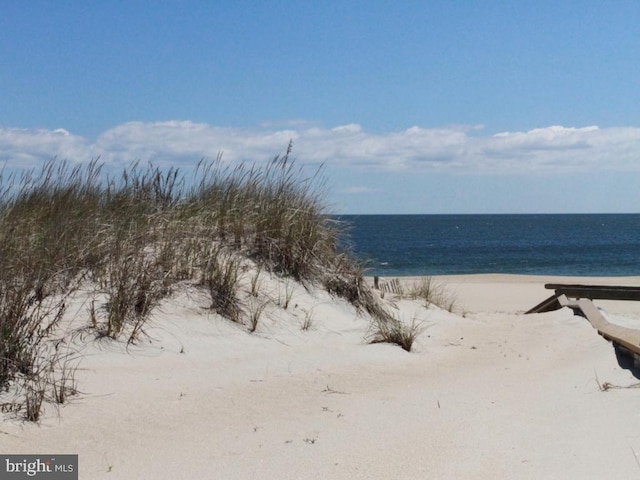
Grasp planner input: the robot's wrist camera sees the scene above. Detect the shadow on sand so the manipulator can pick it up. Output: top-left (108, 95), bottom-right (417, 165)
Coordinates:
top-left (614, 344), bottom-right (640, 380)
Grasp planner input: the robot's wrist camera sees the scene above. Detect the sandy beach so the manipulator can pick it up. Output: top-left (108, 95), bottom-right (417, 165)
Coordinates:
top-left (3, 274), bottom-right (640, 479)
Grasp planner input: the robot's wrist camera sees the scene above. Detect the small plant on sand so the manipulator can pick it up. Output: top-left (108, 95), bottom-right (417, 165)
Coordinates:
top-left (24, 374), bottom-right (47, 422)
top-left (50, 349), bottom-right (79, 405)
top-left (14, 341), bottom-right (80, 421)
top-left (370, 314), bottom-right (423, 352)
top-left (301, 307), bottom-right (315, 331)
top-left (279, 279), bottom-right (295, 309)
top-left (201, 246), bottom-right (243, 323)
top-left (250, 265), bottom-right (263, 297)
top-left (98, 253), bottom-right (167, 341)
top-left (406, 276), bottom-right (457, 312)
top-left (247, 298), bottom-right (269, 333)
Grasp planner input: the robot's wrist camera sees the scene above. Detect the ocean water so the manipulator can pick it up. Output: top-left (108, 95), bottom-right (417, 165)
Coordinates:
top-left (336, 214), bottom-right (640, 277)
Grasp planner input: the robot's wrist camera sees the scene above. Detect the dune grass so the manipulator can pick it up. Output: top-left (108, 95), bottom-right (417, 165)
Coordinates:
top-left (0, 147), bottom-right (404, 420)
top-left (405, 276), bottom-right (457, 312)
top-left (370, 315), bottom-right (423, 353)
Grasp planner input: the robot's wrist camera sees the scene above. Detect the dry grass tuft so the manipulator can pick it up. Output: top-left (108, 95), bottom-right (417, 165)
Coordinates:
top-left (405, 276), bottom-right (457, 312)
top-left (370, 315), bottom-right (423, 352)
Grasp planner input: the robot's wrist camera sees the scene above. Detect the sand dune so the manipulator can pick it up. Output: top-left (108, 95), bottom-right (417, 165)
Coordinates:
top-left (3, 274), bottom-right (640, 479)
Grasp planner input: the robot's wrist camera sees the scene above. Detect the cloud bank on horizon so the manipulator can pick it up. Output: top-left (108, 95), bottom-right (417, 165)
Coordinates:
top-left (2, 121), bottom-right (639, 176)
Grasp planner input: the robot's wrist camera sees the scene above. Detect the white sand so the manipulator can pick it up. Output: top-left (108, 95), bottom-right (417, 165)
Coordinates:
top-left (3, 274), bottom-right (640, 479)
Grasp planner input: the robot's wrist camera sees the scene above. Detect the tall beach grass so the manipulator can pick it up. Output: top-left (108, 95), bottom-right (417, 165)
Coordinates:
top-left (0, 147), bottom-right (404, 420)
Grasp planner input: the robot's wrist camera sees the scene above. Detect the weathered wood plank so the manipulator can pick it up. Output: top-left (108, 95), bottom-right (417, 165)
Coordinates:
top-left (528, 284), bottom-right (640, 358)
top-left (558, 296), bottom-right (640, 356)
top-left (525, 294), bottom-right (563, 314)
top-left (545, 284), bottom-right (640, 302)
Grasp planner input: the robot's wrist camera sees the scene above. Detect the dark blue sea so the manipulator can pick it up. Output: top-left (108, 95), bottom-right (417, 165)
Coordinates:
top-left (336, 214), bottom-right (640, 277)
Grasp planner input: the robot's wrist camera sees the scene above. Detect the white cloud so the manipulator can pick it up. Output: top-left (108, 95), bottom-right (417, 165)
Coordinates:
top-left (1, 121), bottom-right (640, 175)
top-left (0, 126), bottom-right (90, 168)
top-left (331, 124), bottom-right (363, 134)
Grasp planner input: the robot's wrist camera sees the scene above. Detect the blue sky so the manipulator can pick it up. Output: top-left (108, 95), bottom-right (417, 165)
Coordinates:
top-left (2, 1), bottom-right (640, 213)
